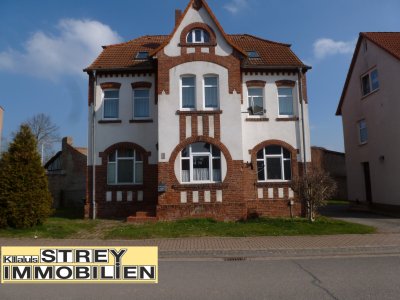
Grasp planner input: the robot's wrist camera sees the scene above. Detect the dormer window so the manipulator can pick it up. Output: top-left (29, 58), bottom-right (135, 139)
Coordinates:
top-left (247, 51), bottom-right (260, 58)
top-left (187, 29), bottom-right (210, 44)
top-left (135, 51), bottom-right (149, 60)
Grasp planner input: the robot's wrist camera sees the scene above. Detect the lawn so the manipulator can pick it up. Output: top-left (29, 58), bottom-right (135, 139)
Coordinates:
top-left (0, 215), bottom-right (375, 240)
top-left (104, 217), bottom-right (375, 240)
top-left (0, 217), bottom-right (99, 239)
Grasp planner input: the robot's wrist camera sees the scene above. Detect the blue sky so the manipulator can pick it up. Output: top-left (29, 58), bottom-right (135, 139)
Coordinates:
top-left (0, 0), bottom-right (399, 153)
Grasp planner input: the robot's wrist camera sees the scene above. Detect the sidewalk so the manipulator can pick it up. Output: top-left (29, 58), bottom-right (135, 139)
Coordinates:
top-left (1, 233), bottom-right (400, 259)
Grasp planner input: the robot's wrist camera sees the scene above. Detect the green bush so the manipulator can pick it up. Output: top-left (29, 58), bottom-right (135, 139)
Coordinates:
top-left (0, 125), bottom-right (53, 228)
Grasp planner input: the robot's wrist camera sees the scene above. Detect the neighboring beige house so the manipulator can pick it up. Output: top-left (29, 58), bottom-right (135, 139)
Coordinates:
top-left (0, 106), bottom-right (3, 153)
top-left (45, 137), bottom-right (87, 210)
top-left (84, 0), bottom-right (312, 221)
top-left (311, 147), bottom-right (347, 200)
top-left (337, 32), bottom-right (400, 210)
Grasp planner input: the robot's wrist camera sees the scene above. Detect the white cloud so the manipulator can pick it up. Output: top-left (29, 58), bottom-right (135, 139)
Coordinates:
top-left (313, 38), bottom-right (356, 60)
top-left (0, 19), bottom-right (122, 79)
top-left (224, 0), bottom-right (249, 15)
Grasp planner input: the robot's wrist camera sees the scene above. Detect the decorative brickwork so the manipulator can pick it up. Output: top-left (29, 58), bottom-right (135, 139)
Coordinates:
top-left (85, 142), bottom-right (158, 219)
top-left (131, 82), bottom-right (152, 89)
top-left (100, 82), bottom-right (121, 90)
top-left (275, 80), bottom-right (296, 87)
top-left (180, 23), bottom-right (217, 47)
top-left (246, 80), bottom-right (266, 87)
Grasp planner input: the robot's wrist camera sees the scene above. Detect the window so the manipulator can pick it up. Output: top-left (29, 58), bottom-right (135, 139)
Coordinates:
top-left (204, 76), bottom-right (219, 108)
top-left (135, 51), bottom-right (149, 60)
top-left (278, 87), bottom-right (294, 116)
top-left (186, 29), bottom-right (210, 44)
top-left (133, 89), bottom-right (150, 118)
top-left (103, 90), bottom-right (119, 119)
top-left (181, 143), bottom-right (221, 183)
top-left (107, 149), bottom-right (143, 185)
top-left (248, 88), bottom-right (264, 115)
top-left (361, 68), bottom-right (379, 96)
top-left (247, 51), bottom-right (260, 58)
top-left (358, 119), bottom-right (368, 144)
top-left (181, 76), bottom-right (196, 109)
top-left (257, 145), bottom-right (291, 181)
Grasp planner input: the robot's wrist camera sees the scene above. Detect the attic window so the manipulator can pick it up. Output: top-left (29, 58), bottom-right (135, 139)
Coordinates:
top-left (187, 29), bottom-right (210, 44)
top-left (247, 51), bottom-right (260, 58)
top-left (135, 51), bottom-right (149, 60)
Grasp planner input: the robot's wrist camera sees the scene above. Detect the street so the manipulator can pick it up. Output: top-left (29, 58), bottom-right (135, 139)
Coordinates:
top-left (1, 254), bottom-right (399, 300)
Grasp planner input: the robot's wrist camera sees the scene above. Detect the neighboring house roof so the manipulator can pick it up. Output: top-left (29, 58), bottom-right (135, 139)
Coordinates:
top-left (85, 34), bottom-right (307, 71)
top-left (336, 32), bottom-right (400, 115)
top-left (44, 151), bottom-right (62, 169)
top-left (75, 147), bottom-right (88, 155)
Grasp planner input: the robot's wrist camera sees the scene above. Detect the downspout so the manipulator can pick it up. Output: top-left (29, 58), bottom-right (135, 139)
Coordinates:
top-left (91, 71), bottom-right (97, 220)
top-left (298, 68), bottom-right (307, 175)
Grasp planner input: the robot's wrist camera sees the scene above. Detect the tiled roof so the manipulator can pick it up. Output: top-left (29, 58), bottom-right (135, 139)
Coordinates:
top-left (85, 35), bottom-right (168, 71)
top-left (362, 32), bottom-right (400, 60)
top-left (85, 34), bottom-right (307, 71)
top-left (336, 32), bottom-right (400, 115)
top-left (229, 34), bottom-right (306, 68)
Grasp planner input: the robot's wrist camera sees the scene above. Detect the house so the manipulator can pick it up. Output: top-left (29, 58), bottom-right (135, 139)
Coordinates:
top-left (0, 106), bottom-right (3, 153)
top-left (311, 147), bottom-right (347, 200)
top-left (45, 137), bottom-right (87, 210)
top-left (84, 0), bottom-right (312, 221)
top-left (337, 32), bottom-right (400, 211)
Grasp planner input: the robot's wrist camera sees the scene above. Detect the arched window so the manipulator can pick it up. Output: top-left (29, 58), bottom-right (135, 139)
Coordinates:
top-left (181, 143), bottom-right (221, 183)
top-left (107, 149), bottom-right (143, 185)
top-left (256, 145), bottom-right (291, 181)
top-left (186, 29), bottom-right (210, 44)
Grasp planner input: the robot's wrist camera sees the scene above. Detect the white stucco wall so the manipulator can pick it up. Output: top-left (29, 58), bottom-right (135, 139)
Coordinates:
top-left (241, 74), bottom-right (311, 163)
top-left (164, 6), bottom-right (232, 57)
top-left (341, 38), bottom-right (400, 205)
top-left (88, 75), bottom-right (158, 166)
top-left (158, 61), bottom-right (243, 162)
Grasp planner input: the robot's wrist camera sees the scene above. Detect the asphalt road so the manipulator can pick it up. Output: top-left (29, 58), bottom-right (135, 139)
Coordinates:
top-left (1, 254), bottom-right (399, 300)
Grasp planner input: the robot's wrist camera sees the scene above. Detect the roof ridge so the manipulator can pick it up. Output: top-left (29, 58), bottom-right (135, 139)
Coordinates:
top-left (103, 35), bottom-right (169, 49)
top-left (230, 34), bottom-right (291, 47)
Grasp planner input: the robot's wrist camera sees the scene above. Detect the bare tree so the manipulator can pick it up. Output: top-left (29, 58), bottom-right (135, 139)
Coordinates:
top-left (291, 168), bottom-right (337, 222)
top-left (25, 113), bottom-right (60, 163)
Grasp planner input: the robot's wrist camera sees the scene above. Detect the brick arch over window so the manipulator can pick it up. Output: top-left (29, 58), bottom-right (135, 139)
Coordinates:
top-left (168, 136), bottom-right (233, 185)
top-left (275, 80), bottom-right (296, 87)
top-left (251, 139), bottom-right (299, 179)
top-left (131, 82), bottom-right (152, 89)
top-left (100, 82), bottom-right (121, 90)
top-left (100, 142), bottom-right (150, 164)
top-left (157, 52), bottom-right (241, 95)
top-left (180, 23), bottom-right (217, 46)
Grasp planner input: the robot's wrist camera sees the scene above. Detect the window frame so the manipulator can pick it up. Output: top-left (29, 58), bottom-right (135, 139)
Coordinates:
top-left (103, 89), bottom-right (120, 120)
top-left (277, 86), bottom-right (295, 117)
top-left (107, 149), bottom-right (143, 185)
top-left (181, 75), bottom-right (196, 110)
top-left (180, 143), bottom-right (222, 184)
top-left (247, 87), bottom-right (265, 116)
top-left (257, 146), bottom-right (292, 182)
top-left (358, 119), bottom-right (368, 145)
top-left (186, 29), bottom-right (211, 44)
top-left (203, 75), bottom-right (219, 110)
top-left (361, 68), bottom-right (379, 97)
top-left (135, 51), bottom-right (149, 60)
top-left (132, 88), bottom-right (151, 120)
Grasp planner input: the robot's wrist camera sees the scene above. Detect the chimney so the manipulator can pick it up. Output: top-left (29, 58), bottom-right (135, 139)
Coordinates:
top-left (175, 9), bottom-right (182, 26)
top-left (62, 136), bottom-right (73, 151)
